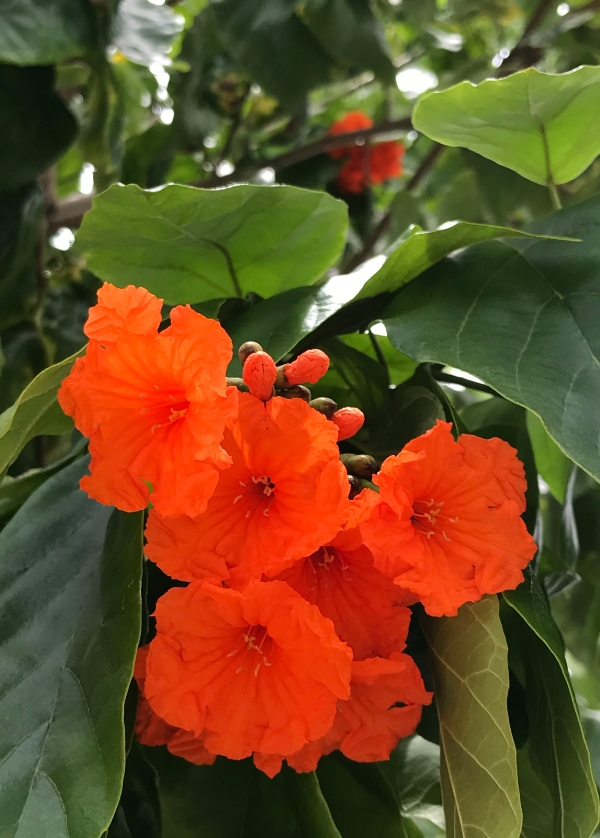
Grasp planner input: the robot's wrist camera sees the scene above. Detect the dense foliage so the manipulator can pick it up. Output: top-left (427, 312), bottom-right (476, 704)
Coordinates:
top-left (3, 0), bottom-right (600, 836)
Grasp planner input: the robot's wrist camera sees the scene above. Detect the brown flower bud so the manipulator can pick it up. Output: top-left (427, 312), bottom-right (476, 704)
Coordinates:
top-left (242, 351), bottom-right (277, 401)
top-left (280, 385), bottom-right (311, 402)
top-left (238, 341), bottom-right (263, 365)
top-left (340, 453), bottom-right (378, 480)
top-left (285, 349), bottom-right (330, 386)
top-left (309, 397), bottom-right (338, 419)
top-left (332, 407), bottom-right (365, 441)
top-left (275, 365), bottom-right (289, 389)
top-left (348, 475), bottom-right (363, 499)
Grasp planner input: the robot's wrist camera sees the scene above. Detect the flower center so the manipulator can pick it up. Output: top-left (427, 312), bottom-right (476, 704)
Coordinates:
top-left (230, 625), bottom-right (273, 677)
top-left (140, 386), bottom-right (190, 433)
top-left (231, 476), bottom-right (276, 519)
top-left (411, 498), bottom-right (458, 540)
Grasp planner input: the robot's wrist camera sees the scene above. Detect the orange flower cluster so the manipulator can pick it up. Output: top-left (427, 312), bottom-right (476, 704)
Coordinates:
top-left (328, 111), bottom-right (405, 193)
top-left (60, 284), bottom-right (537, 777)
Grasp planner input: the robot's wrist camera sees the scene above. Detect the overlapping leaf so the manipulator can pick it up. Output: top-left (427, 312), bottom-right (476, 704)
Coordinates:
top-left (421, 596), bottom-right (522, 838)
top-left (381, 193), bottom-right (600, 483)
top-left (0, 458), bottom-right (143, 838)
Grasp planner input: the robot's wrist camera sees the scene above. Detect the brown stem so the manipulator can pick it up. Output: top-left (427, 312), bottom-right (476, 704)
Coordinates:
top-left (217, 83), bottom-right (252, 166)
top-left (196, 116), bottom-right (413, 188)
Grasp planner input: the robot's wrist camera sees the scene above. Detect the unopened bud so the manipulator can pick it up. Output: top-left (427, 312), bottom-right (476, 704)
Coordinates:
top-left (275, 365), bottom-right (288, 389)
top-left (280, 385), bottom-right (311, 402)
top-left (340, 453), bottom-right (378, 480)
top-left (332, 407), bottom-right (365, 441)
top-left (242, 351), bottom-right (277, 401)
top-left (225, 376), bottom-right (250, 393)
top-left (285, 349), bottom-right (330, 386)
top-left (309, 397), bottom-right (337, 419)
top-left (238, 341), bottom-right (263, 365)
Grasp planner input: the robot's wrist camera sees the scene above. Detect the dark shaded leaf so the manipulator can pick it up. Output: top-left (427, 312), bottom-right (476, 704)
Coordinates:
top-left (0, 458), bottom-right (144, 838)
top-left (0, 65), bottom-right (78, 192)
top-left (0, 0), bottom-right (96, 64)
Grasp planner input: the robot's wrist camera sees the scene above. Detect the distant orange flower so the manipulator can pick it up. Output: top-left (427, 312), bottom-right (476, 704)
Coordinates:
top-left (58, 283), bottom-right (237, 517)
top-left (144, 392), bottom-right (350, 586)
top-left (254, 653), bottom-right (431, 776)
top-left (360, 421), bottom-right (537, 617)
top-left (143, 579), bottom-right (353, 761)
top-left (277, 521), bottom-right (415, 660)
top-left (328, 111), bottom-right (405, 193)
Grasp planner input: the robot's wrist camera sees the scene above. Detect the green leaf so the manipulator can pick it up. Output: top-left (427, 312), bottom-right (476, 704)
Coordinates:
top-left (0, 65), bottom-right (78, 192)
top-left (0, 348), bottom-right (83, 481)
top-left (355, 221), bottom-right (568, 300)
top-left (421, 596), bottom-right (522, 838)
top-left (213, 0), bottom-right (334, 109)
top-left (223, 281), bottom-right (359, 376)
top-left (526, 412), bottom-right (573, 503)
top-left (0, 439), bottom-right (86, 529)
top-left (76, 183), bottom-right (348, 305)
top-left (114, 0), bottom-right (184, 67)
top-left (317, 753), bottom-right (409, 838)
top-left (0, 458), bottom-right (143, 838)
top-left (503, 568), bottom-right (600, 838)
top-left (389, 736), bottom-right (445, 837)
top-left (145, 750), bottom-right (341, 838)
top-left (0, 183), bottom-right (44, 332)
top-left (0, 0), bottom-right (96, 64)
top-left (318, 337), bottom-right (390, 423)
top-left (413, 67), bottom-right (600, 186)
top-left (381, 193), bottom-right (600, 484)
top-left (107, 743), bottom-right (161, 838)
top-left (340, 332), bottom-right (418, 386)
top-left (304, 0), bottom-right (396, 84)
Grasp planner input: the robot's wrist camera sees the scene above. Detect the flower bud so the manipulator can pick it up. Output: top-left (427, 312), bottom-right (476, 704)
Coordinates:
top-left (309, 397), bottom-right (337, 419)
top-left (284, 349), bottom-right (330, 386)
top-left (332, 407), bottom-right (365, 441)
top-left (280, 385), bottom-right (312, 402)
top-left (238, 341), bottom-right (263, 365)
top-left (242, 351), bottom-right (277, 401)
top-left (340, 453), bottom-right (378, 479)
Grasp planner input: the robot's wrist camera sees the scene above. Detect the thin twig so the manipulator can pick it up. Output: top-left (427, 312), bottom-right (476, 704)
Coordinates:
top-left (368, 329), bottom-right (387, 368)
top-left (519, 0), bottom-right (555, 41)
top-left (196, 116), bottom-right (413, 188)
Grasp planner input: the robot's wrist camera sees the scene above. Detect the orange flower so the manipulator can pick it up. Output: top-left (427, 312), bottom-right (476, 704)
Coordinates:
top-left (254, 653), bottom-right (431, 776)
top-left (144, 392), bottom-right (350, 585)
top-left (360, 420), bottom-right (537, 617)
top-left (143, 579), bottom-right (353, 761)
top-left (58, 283), bottom-right (237, 517)
top-left (327, 111), bottom-right (405, 193)
top-left (277, 522), bottom-right (415, 660)
top-left (134, 646), bottom-right (217, 766)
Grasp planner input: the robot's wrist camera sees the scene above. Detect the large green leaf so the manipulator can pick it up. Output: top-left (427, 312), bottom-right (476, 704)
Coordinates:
top-left (526, 412), bottom-right (573, 503)
top-left (503, 568), bottom-right (600, 838)
top-left (76, 183), bottom-right (348, 305)
top-left (413, 67), bottom-right (600, 186)
top-left (381, 194), bottom-right (600, 483)
top-left (0, 65), bottom-right (78, 192)
top-left (212, 0), bottom-right (333, 109)
top-left (0, 0), bottom-right (96, 64)
top-left (0, 348), bottom-right (82, 481)
top-left (0, 458), bottom-right (143, 838)
top-left (304, 0), bottom-right (395, 84)
top-left (355, 222), bottom-right (560, 300)
top-left (421, 596), bottom-right (522, 838)
top-left (145, 750), bottom-right (341, 838)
